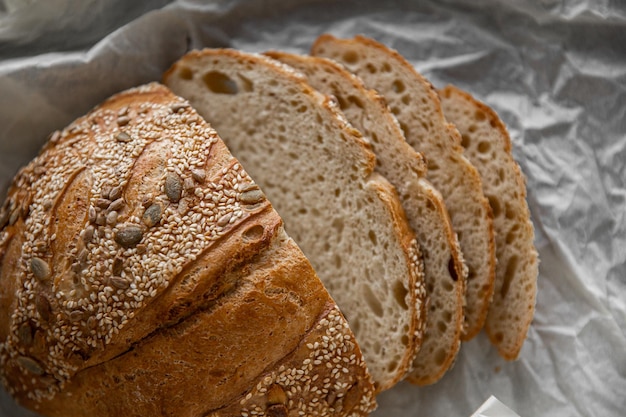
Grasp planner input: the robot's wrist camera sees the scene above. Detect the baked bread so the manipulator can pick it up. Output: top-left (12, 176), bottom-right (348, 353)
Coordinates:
top-left (164, 49), bottom-right (427, 392)
top-left (266, 51), bottom-right (466, 385)
top-left (312, 35), bottom-right (496, 341)
top-left (0, 83), bottom-right (376, 416)
top-left (439, 85), bottom-right (538, 359)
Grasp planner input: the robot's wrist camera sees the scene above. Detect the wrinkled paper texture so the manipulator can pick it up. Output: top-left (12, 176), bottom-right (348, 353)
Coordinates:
top-left (1, 0), bottom-right (625, 416)
top-left (471, 396), bottom-right (520, 417)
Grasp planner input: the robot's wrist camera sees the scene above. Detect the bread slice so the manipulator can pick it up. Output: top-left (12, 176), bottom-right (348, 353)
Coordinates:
top-left (0, 83), bottom-right (376, 416)
top-left (439, 85), bottom-right (538, 360)
top-left (266, 51), bottom-right (466, 385)
top-left (312, 35), bottom-right (496, 341)
top-left (164, 49), bottom-right (427, 392)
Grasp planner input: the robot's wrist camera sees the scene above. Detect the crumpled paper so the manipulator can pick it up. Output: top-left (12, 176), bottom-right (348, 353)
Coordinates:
top-left (1, 0), bottom-right (625, 416)
top-left (471, 396), bottom-right (520, 417)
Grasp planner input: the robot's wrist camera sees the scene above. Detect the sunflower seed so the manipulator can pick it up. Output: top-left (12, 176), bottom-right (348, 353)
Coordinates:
top-left (36, 294), bottom-right (52, 322)
top-left (31, 257), bottom-right (51, 282)
top-left (171, 103), bottom-right (189, 113)
top-left (191, 169), bottom-right (206, 183)
top-left (101, 186), bottom-right (112, 200)
top-left (87, 316), bottom-right (97, 330)
top-left (136, 244), bottom-right (147, 255)
top-left (114, 225), bottom-right (143, 248)
top-left (141, 197), bottom-right (153, 208)
top-left (110, 276), bottom-right (130, 290)
top-left (217, 213), bottom-right (232, 227)
top-left (95, 198), bottom-right (110, 209)
top-left (34, 240), bottom-right (48, 253)
top-left (9, 209), bottom-right (19, 226)
top-left (241, 183), bottom-right (259, 193)
top-left (117, 116), bottom-right (131, 127)
top-left (109, 198), bottom-right (124, 212)
top-left (88, 206), bottom-right (97, 223)
top-left (165, 173), bottom-right (183, 202)
top-left (183, 177), bottom-right (195, 191)
top-left (267, 384), bottom-right (287, 405)
top-left (109, 185), bottom-right (122, 201)
top-left (83, 225), bottom-right (95, 243)
top-left (112, 257), bottom-right (123, 276)
top-left (106, 211), bottom-right (118, 226)
top-left (18, 323), bottom-right (34, 346)
top-left (118, 106), bottom-right (129, 117)
top-left (240, 189), bottom-right (265, 205)
top-left (115, 132), bottom-right (132, 143)
top-left (17, 356), bottom-right (44, 375)
top-left (96, 212), bottom-right (106, 226)
top-left (69, 310), bottom-right (83, 322)
top-left (142, 203), bottom-right (161, 228)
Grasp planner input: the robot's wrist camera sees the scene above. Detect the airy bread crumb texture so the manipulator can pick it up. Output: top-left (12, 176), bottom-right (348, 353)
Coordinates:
top-left (312, 35), bottom-right (496, 341)
top-left (439, 85), bottom-right (538, 360)
top-left (266, 51), bottom-right (466, 385)
top-left (165, 49), bottom-right (426, 392)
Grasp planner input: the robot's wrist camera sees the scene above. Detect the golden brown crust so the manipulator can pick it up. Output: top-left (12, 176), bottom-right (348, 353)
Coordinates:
top-left (0, 83), bottom-right (375, 416)
top-left (439, 85), bottom-right (537, 360)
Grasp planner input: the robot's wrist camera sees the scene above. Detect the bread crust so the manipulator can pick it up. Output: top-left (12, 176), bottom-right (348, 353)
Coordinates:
top-left (439, 85), bottom-right (538, 360)
top-left (0, 83), bottom-right (375, 416)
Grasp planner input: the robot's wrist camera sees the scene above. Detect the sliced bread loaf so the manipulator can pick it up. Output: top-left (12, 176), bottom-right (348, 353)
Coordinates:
top-left (439, 85), bottom-right (538, 360)
top-left (312, 35), bottom-right (496, 341)
top-left (266, 51), bottom-right (466, 385)
top-left (164, 49), bottom-right (427, 392)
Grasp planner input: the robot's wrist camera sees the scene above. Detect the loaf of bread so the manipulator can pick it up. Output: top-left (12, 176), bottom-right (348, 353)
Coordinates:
top-left (312, 35), bottom-right (496, 341)
top-left (0, 83), bottom-right (376, 417)
top-left (265, 51), bottom-right (467, 385)
top-left (439, 85), bottom-right (538, 360)
top-left (164, 49), bottom-right (427, 392)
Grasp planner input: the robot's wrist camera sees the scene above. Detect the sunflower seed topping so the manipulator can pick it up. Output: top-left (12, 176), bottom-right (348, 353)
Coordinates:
top-left (142, 203), bottom-right (162, 228)
top-left (115, 132), bottom-right (132, 143)
top-left (17, 356), bottom-right (45, 375)
top-left (114, 225), bottom-right (143, 248)
top-left (31, 257), bottom-right (51, 282)
top-left (165, 172), bottom-right (183, 202)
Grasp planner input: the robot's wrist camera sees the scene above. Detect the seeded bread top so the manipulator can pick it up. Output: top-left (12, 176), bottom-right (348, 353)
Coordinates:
top-left (0, 83), bottom-right (282, 402)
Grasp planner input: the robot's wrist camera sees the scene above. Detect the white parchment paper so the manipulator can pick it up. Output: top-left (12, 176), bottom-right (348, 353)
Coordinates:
top-left (1, 1), bottom-right (625, 416)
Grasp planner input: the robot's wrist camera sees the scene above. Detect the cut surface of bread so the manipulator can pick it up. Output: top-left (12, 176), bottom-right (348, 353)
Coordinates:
top-left (313, 35), bottom-right (496, 341)
top-left (164, 50), bottom-right (427, 392)
top-left (266, 51), bottom-right (466, 385)
top-left (0, 83), bottom-right (376, 417)
top-left (440, 85), bottom-right (538, 360)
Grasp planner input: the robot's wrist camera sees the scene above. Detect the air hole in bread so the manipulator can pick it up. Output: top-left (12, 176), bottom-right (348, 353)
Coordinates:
top-left (298, 207), bottom-right (308, 215)
top-left (505, 204), bottom-right (516, 220)
top-left (488, 195), bottom-right (501, 217)
top-left (442, 280), bottom-right (453, 292)
top-left (390, 106), bottom-right (400, 116)
top-left (366, 63), bottom-right (377, 74)
top-left (448, 258), bottom-right (459, 282)
top-left (427, 160), bottom-right (439, 171)
top-left (242, 224), bottom-right (264, 242)
top-left (268, 79), bottom-right (278, 87)
top-left (461, 134), bottom-right (470, 148)
top-left (178, 66), bottom-right (194, 80)
top-left (363, 284), bottom-right (384, 317)
top-left (392, 80), bottom-right (405, 94)
top-left (334, 188), bottom-right (341, 197)
top-left (506, 224), bottom-right (520, 244)
top-left (334, 254), bottom-right (342, 268)
top-left (316, 134), bottom-right (324, 144)
top-left (238, 74), bottom-right (254, 92)
top-left (494, 332), bottom-right (504, 343)
top-left (501, 255), bottom-right (519, 298)
top-left (335, 94), bottom-right (348, 110)
top-left (477, 141), bottom-right (491, 153)
top-left (468, 124), bottom-right (477, 133)
top-left (343, 50), bottom-right (359, 64)
top-left (489, 118), bottom-right (497, 128)
top-left (202, 71), bottom-right (238, 95)
top-left (387, 360), bottom-right (398, 372)
top-left (401, 95), bottom-right (411, 105)
top-left (348, 95), bottom-right (364, 109)
top-left (288, 152), bottom-right (299, 160)
top-left (475, 110), bottom-right (486, 121)
top-left (368, 230), bottom-right (377, 245)
top-left (401, 334), bottom-right (409, 346)
top-left (332, 218), bottom-right (344, 234)
top-left (382, 62), bottom-right (391, 72)
top-left (316, 113), bottom-right (323, 124)
top-left (393, 280), bottom-right (409, 310)
top-left (297, 105), bottom-right (308, 113)
top-left (437, 321), bottom-right (447, 334)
